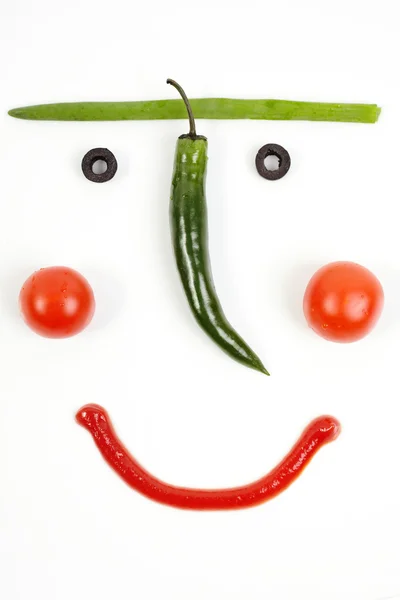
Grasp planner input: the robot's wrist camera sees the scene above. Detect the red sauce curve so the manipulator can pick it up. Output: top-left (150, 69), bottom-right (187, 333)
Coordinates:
top-left (76, 404), bottom-right (340, 511)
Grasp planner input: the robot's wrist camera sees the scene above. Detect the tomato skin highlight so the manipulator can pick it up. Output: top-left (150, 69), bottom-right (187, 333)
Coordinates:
top-left (19, 266), bottom-right (95, 338)
top-left (303, 261), bottom-right (384, 343)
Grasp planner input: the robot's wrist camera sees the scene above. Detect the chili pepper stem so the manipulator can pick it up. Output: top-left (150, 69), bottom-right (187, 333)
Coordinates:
top-left (167, 78), bottom-right (197, 137)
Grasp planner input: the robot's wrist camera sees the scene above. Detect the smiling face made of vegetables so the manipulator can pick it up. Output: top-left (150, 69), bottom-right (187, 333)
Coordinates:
top-left (8, 80), bottom-right (382, 511)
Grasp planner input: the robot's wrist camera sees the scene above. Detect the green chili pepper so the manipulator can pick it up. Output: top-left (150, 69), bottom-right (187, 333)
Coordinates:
top-left (8, 99), bottom-right (380, 123)
top-left (168, 79), bottom-right (269, 376)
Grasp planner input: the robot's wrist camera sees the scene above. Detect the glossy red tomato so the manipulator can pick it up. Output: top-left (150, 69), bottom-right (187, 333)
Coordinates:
top-left (303, 261), bottom-right (384, 343)
top-left (19, 266), bottom-right (95, 338)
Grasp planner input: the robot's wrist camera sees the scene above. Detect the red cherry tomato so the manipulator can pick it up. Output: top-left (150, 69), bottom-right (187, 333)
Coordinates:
top-left (19, 266), bottom-right (95, 338)
top-left (303, 261), bottom-right (384, 343)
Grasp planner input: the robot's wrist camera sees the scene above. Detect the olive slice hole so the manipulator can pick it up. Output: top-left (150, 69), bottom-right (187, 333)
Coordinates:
top-left (92, 159), bottom-right (108, 175)
top-left (264, 154), bottom-right (280, 171)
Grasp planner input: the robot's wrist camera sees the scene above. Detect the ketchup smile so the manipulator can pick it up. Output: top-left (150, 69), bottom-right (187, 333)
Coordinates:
top-left (76, 404), bottom-right (340, 511)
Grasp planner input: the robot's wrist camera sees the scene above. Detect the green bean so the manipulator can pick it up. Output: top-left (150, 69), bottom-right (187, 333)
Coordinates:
top-left (8, 98), bottom-right (380, 123)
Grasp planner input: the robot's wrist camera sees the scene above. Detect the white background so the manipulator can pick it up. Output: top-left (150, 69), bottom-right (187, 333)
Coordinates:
top-left (0, 1), bottom-right (399, 599)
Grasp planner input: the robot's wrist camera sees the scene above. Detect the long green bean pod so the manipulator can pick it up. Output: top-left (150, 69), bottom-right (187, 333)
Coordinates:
top-left (8, 99), bottom-right (380, 123)
top-left (168, 79), bottom-right (269, 376)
